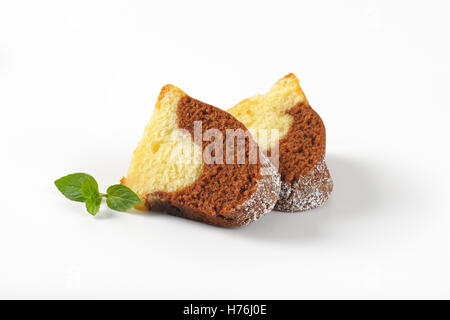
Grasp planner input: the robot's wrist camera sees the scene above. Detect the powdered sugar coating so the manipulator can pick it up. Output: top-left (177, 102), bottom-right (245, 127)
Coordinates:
top-left (233, 152), bottom-right (281, 226)
top-left (274, 157), bottom-right (333, 212)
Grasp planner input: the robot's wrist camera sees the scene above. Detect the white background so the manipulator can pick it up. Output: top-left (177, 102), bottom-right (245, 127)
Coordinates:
top-left (1, 0), bottom-right (449, 299)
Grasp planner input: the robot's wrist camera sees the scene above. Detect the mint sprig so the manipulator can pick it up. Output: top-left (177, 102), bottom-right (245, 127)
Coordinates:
top-left (55, 173), bottom-right (141, 216)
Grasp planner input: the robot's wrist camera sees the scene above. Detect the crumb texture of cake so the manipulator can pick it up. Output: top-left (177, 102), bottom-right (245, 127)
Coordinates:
top-left (123, 85), bottom-right (203, 209)
top-left (123, 85), bottom-right (280, 226)
top-left (228, 74), bottom-right (333, 212)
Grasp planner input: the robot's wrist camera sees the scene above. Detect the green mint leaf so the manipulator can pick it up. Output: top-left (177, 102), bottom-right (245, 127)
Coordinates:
top-left (80, 176), bottom-right (99, 199)
top-left (85, 193), bottom-right (102, 216)
top-left (54, 173), bottom-right (96, 202)
top-left (80, 177), bottom-right (101, 215)
top-left (106, 184), bottom-right (141, 212)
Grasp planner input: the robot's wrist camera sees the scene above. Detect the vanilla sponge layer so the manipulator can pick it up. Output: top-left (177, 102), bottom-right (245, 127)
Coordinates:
top-left (124, 86), bottom-right (203, 205)
top-left (228, 74), bottom-right (307, 152)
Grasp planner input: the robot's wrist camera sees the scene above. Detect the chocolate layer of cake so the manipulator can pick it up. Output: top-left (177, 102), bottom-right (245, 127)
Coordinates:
top-left (274, 102), bottom-right (326, 184)
top-left (271, 102), bottom-right (332, 212)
